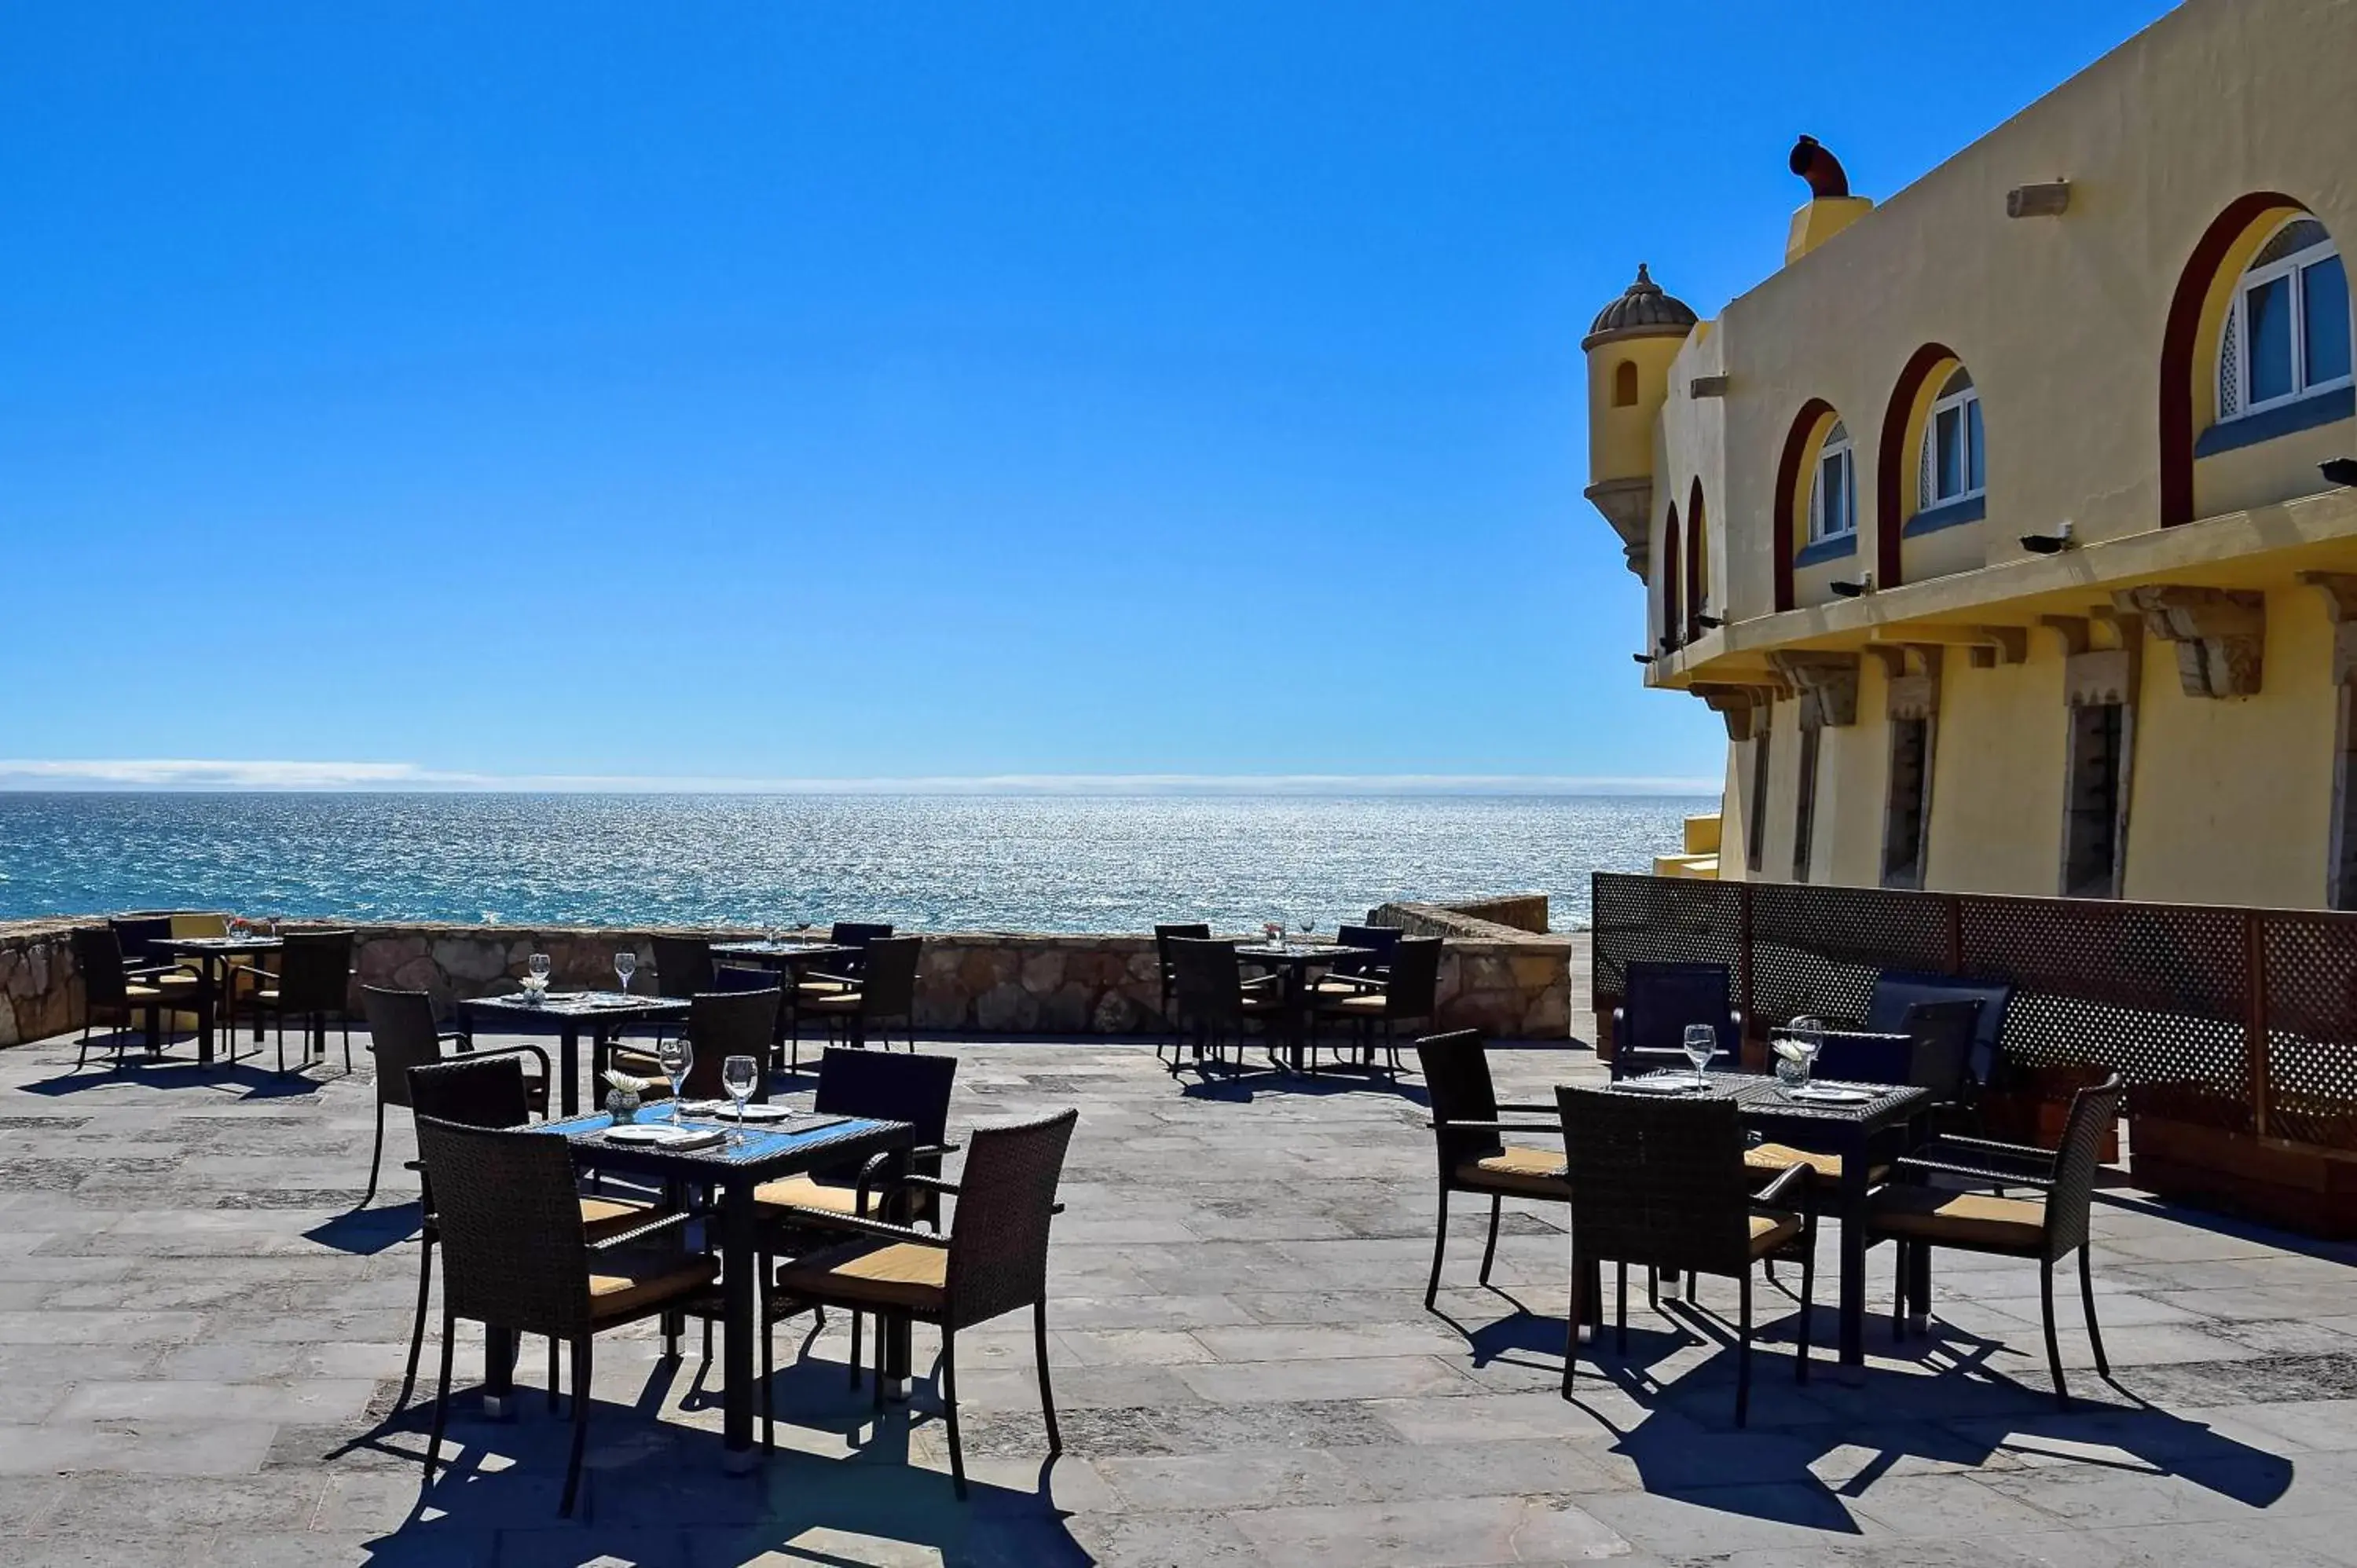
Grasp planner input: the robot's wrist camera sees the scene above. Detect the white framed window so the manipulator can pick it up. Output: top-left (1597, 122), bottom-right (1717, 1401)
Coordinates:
top-left (1809, 420), bottom-right (1856, 542)
top-left (2219, 218), bottom-right (2352, 421)
top-left (1918, 368), bottom-right (1985, 509)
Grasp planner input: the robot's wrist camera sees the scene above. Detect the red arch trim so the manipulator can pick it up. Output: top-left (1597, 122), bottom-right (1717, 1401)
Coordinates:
top-left (1875, 343), bottom-right (1960, 589)
top-left (1772, 398), bottom-right (1836, 613)
top-left (2160, 192), bottom-right (2305, 527)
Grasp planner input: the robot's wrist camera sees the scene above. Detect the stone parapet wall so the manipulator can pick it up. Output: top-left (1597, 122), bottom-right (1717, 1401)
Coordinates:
top-left (0, 922), bottom-right (79, 1048)
top-left (0, 914), bottom-right (1579, 1043)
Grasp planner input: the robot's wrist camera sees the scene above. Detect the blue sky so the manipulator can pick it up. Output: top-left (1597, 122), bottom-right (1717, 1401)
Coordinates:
top-left (2, 2), bottom-right (2172, 791)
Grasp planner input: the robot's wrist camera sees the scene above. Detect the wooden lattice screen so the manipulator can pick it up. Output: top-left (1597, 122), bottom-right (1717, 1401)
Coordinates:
top-left (1590, 871), bottom-right (2357, 1156)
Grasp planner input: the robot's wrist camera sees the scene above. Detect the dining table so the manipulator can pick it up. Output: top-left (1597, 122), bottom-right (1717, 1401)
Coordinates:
top-left (152, 933), bottom-right (283, 1065)
top-left (1234, 940), bottom-right (1370, 1073)
top-left (455, 991), bottom-right (690, 1117)
top-left (522, 1107), bottom-right (918, 1471)
top-left (1608, 1068), bottom-right (1933, 1372)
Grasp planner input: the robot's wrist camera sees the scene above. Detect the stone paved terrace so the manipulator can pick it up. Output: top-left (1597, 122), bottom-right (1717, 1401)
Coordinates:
top-left (3, 1026), bottom-right (2357, 1566)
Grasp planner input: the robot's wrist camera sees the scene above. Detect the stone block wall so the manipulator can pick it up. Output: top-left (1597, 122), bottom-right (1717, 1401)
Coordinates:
top-left (0, 923), bottom-right (79, 1048)
top-left (0, 911), bottom-right (1579, 1045)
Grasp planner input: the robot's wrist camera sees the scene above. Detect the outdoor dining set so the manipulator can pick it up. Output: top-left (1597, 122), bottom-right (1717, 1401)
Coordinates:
top-left (1154, 920), bottom-right (1443, 1075)
top-left (56, 907), bottom-right (2133, 1512)
top-left (1417, 960), bottom-right (2124, 1425)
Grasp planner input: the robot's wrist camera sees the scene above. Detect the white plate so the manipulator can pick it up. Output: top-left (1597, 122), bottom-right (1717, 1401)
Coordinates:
top-left (603, 1123), bottom-right (725, 1149)
top-left (1788, 1084), bottom-right (1875, 1105)
top-left (1617, 1076), bottom-right (1705, 1094)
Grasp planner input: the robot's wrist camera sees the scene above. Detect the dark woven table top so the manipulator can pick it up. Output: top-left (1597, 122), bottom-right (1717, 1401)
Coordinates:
top-left (1233, 943), bottom-right (1370, 964)
top-left (154, 936), bottom-right (283, 954)
top-left (535, 1109), bottom-right (911, 1173)
top-left (709, 941), bottom-right (855, 961)
top-left (458, 990), bottom-right (688, 1019)
top-left (1614, 1069), bottom-right (1930, 1127)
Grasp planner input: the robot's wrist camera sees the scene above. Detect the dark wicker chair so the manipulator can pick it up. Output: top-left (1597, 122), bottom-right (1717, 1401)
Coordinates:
top-left (1310, 924), bottom-right (1403, 1000)
top-left (797, 936), bottom-right (921, 1052)
top-left (1556, 1085), bottom-right (1816, 1426)
top-left (1153, 923), bottom-right (1211, 1064)
top-left (358, 985), bottom-right (551, 1205)
top-left (614, 987), bottom-right (782, 1101)
top-left (398, 1054), bottom-right (665, 1422)
top-left (1609, 961), bottom-right (1741, 1081)
top-left (710, 1048), bottom-right (962, 1399)
top-left (1744, 1001), bottom-right (1986, 1192)
top-left (412, 1111), bottom-right (713, 1515)
top-left (71, 925), bottom-right (180, 1063)
top-left (1167, 936), bottom-right (1280, 1075)
top-left (1413, 1031), bottom-right (1569, 1309)
top-left (651, 934), bottom-right (716, 1001)
top-left (773, 1107), bottom-right (1078, 1498)
top-left (1869, 1072), bottom-right (2126, 1409)
top-left (1865, 973), bottom-right (2014, 1090)
top-left (1313, 936), bottom-right (1441, 1074)
top-left (108, 915), bottom-right (204, 1025)
top-left (238, 929), bottom-right (357, 1072)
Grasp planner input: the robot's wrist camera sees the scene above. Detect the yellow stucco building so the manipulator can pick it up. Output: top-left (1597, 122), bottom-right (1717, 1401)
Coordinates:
top-left (1591, 0), bottom-right (2357, 909)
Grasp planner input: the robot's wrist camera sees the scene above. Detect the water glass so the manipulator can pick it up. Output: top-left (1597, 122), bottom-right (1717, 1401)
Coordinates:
top-left (527, 952), bottom-right (552, 986)
top-left (721, 1055), bottom-right (759, 1143)
top-left (614, 951), bottom-right (636, 993)
top-left (1682, 1024), bottom-right (1717, 1086)
top-left (658, 1037), bottom-right (693, 1122)
top-left (1772, 1028), bottom-right (1813, 1092)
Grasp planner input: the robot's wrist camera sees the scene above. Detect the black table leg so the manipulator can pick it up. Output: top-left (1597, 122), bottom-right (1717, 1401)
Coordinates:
top-left (1838, 1134), bottom-right (1870, 1367)
top-left (720, 1178), bottom-right (759, 1470)
top-left (560, 1024), bottom-right (581, 1117)
top-left (882, 1145), bottom-right (914, 1394)
top-left (484, 1324), bottom-right (516, 1419)
top-left (195, 956), bottom-right (218, 1064)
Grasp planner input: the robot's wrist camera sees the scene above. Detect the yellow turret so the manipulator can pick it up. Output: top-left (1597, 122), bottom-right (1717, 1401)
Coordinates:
top-left (1582, 264), bottom-right (1696, 576)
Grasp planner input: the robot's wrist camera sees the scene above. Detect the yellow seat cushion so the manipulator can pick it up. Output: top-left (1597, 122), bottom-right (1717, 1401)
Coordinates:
top-left (1867, 1185), bottom-right (2047, 1252)
top-left (1744, 1143), bottom-right (1890, 1185)
top-left (753, 1172), bottom-right (863, 1218)
top-left (579, 1196), bottom-right (664, 1242)
top-left (150, 972), bottom-right (201, 991)
top-left (1325, 993), bottom-right (1388, 1017)
top-left (1456, 1145), bottom-right (1570, 1199)
top-left (123, 984), bottom-right (166, 1003)
top-left (795, 980), bottom-right (858, 999)
top-left (588, 1251), bottom-right (719, 1321)
top-left (1749, 1210), bottom-right (1804, 1258)
top-left (775, 1238), bottom-right (948, 1314)
top-left (800, 991), bottom-right (862, 1013)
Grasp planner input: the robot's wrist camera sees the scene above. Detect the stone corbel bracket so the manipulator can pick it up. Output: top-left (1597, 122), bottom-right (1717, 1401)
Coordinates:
top-left (1583, 478), bottom-right (1654, 579)
top-left (1865, 644), bottom-right (1945, 720)
top-left (2115, 586), bottom-right (2264, 698)
top-left (2043, 610), bottom-right (2143, 707)
top-left (1769, 651), bottom-right (1860, 729)
top-left (1688, 682), bottom-right (1784, 742)
top-left (2300, 572), bottom-right (2357, 686)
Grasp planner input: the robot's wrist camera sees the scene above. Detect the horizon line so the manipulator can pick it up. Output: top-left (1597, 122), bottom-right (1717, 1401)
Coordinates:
top-left (0, 758), bottom-right (1721, 797)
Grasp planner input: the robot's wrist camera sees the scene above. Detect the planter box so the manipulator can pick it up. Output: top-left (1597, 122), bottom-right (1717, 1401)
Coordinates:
top-left (2130, 1114), bottom-right (2357, 1240)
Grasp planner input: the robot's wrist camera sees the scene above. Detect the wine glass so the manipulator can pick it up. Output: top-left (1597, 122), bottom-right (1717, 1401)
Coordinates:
top-left (1790, 1015), bottom-right (1824, 1086)
top-left (721, 1055), bottom-right (759, 1144)
top-left (1297, 920), bottom-right (1315, 947)
top-left (614, 951), bottom-right (636, 994)
top-left (658, 1036), bottom-right (694, 1123)
top-left (1682, 1024), bottom-right (1718, 1087)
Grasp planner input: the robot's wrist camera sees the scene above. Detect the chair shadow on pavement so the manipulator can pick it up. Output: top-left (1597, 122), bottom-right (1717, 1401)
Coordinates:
top-left (1439, 1277), bottom-right (2294, 1537)
top-left (329, 1343), bottom-right (1091, 1567)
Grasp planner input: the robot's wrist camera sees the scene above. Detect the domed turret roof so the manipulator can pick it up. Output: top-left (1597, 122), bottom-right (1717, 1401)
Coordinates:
top-left (1585, 264), bottom-right (1697, 345)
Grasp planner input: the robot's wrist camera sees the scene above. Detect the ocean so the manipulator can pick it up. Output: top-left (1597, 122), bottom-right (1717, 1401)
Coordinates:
top-left (0, 792), bottom-right (1701, 933)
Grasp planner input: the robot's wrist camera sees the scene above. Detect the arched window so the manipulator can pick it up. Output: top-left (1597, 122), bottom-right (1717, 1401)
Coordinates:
top-left (1612, 360), bottom-right (1640, 408)
top-left (1659, 501), bottom-right (1683, 650)
top-left (1684, 479), bottom-right (1707, 641)
top-left (1809, 420), bottom-right (1857, 542)
top-left (1920, 367), bottom-right (1985, 509)
top-left (2219, 216), bottom-right (2350, 422)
